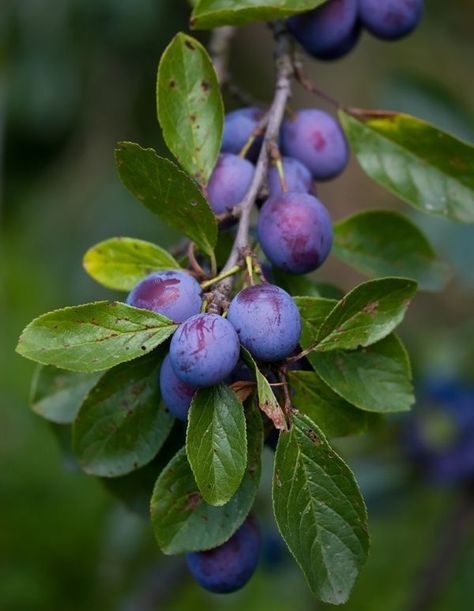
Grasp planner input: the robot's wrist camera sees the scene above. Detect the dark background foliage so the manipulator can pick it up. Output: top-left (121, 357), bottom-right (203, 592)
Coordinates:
top-left (1, 1), bottom-right (473, 609)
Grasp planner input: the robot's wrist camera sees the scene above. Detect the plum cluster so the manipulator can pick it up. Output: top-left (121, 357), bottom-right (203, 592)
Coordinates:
top-left (287, 0), bottom-right (424, 61)
top-left (126, 269), bottom-right (302, 592)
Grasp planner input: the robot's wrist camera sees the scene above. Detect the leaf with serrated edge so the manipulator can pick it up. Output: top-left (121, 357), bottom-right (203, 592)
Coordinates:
top-left (157, 33), bottom-right (223, 184)
top-left (191, 0), bottom-right (328, 29)
top-left (30, 366), bottom-right (101, 424)
top-left (115, 142), bottom-right (217, 257)
top-left (240, 347), bottom-right (287, 431)
top-left (308, 334), bottom-right (414, 413)
top-left (186, 384), bottom-right (247, 506)
top-left (317, 277), bottom-right (417, 352)
top-left (73, 352), bottom-right (173, 477)
top-left (333, 210), bottom-right (450, 291)
top-left (273, 413), bottom-right (369, 604)
top-left (340, 109), bottom-right (474, 224)
top-left (151, 400), bottom-right (262, 555)
top-left (288, 371), bottom-right (376, 438)
top-left (16, 301), bottom-right (176, 373)
top-left (83, 237), bottom-right (180, 292)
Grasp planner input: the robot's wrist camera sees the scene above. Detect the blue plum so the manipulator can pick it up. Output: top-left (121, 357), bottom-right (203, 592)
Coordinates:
top-left (267, 157), bottom-right (313, 197)
top-left (257, 192), bottom-right (333, 274)
top-left (359, 0), bottom-right (423, 41)
top-left (227, 284), bottom-right (301, 362)
top-left (221, 107), bottom-right (265, 160)
top-left (126, 270), bottom-right (202, 322)
top-left (281, 109), bottom-right (349, 180)
top-left (159, 354), bottom-right (196, 421)
top-left (315, 22), bottom-right (362, 61)
top-left (287, 0), bottom-right (358, 60)
top-left (207, 154), bottom-right (254, 215)
top-left (169, 313), bottom-right (240, 387)
top-left (186, 517), bottom-right (260, 594)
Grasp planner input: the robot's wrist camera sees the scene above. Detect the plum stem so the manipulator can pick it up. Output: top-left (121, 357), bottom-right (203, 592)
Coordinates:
top-left (200, 265), bottom-right (241, 290)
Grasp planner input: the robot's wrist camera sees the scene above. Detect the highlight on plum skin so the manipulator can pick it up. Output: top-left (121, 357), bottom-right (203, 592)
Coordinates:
top-left (126, 270), bottom-right (202, 323)
top-left (287, 0), bottom-right (359, 60)
top-left (207, 153), bottom-right (255, 215)
top-left (227, 284), bottom-right (302, 363)
top-left (267, 156), bottom-right (314, 197)
top-left (186, 517), bottom-right (261, 594)
top-left (281, 109), bottom-right (349, 181)
top-left (169, 313), bottom-right (240, 388)
top-left (358, 0), bottom-right (424, 41)
top-left (257, 192), bottom-right (333, 275)
top-left (159, 354), bottom-right (196, 422)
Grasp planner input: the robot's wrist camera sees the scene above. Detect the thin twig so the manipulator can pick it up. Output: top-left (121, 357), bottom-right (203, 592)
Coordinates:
top-left (209, 26), bottom-right (236, 85)
top-left (293, 54), bottom-right (340, 108)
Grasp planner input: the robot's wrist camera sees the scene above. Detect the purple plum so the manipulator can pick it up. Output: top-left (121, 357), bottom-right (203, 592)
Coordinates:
top-left (359, 0), bottom-right (423, 41)
top-left (126, 270), bottom-right (202, 322)
top-left (207, 153), bottom-right (254, 215)
top-left (159, 354), bottom-right (196, 421)
top-left (221, 107), bottom-right (265, 160)
top-left (267, 157), bottom-right (313, 197)
top-left (281, 109), bottom-right (349, 180)
top-left (257, 192), bottom-right (333, 274)
top-left (169, 313), bottom-right (240, 387)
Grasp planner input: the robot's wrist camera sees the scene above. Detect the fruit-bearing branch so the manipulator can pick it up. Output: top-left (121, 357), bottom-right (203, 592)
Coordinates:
top-left (208, 22), bottom-right (294, 311)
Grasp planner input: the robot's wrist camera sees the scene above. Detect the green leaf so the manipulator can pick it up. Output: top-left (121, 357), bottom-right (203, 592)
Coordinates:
top-left (83, 237), bottom-right (180, 292)
top-left (294, 297), bottom-right (338, 340)
top-left (16, 301), bottom-right (176, 373)
top-left (308, 334), bottom-right (414, 413)
top-left (186, 384), bottom-right (247, 506)
top-left (340, 109), bottom-right (474, 224)
top-left (316, 278), bottom-right (417, 352)
top-left (273, 413), bottom-right (369, 604)
top-left (151, 400), bottom-right (262, 555)
top-left (73, 353), bottom-right (173, 477)
top-left (272, 268), bottom-right (343, 299)
top-left (333, 210), bottom-right (450, 291)
top-left (190, 0), bottom-right (328, 29)
top-left (288, 371), bottom-right (376, 438)
top-left (157, 33), bottom-right (223, 185)
top-left (115, 142), bottom-right (217, 257)
top-left (240, 347), bottom-right (287, 431)
top-left (30, 366), bottom-right (101, 424)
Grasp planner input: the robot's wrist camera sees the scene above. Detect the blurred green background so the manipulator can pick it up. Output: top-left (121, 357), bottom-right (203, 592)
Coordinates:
top-left (1, 1), bottom-right (473, 610)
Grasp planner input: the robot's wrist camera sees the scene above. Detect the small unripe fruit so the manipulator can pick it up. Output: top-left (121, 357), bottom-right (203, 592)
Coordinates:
top-left (169, 314), bottom-right (240, 387)
top-left (359, 0), bottom-right (423, 41)
top-left (257, 193), bottom-right (333, 275)
top-left (159, 354), bottom-right (196, 421)
top-left (281, 109), bottom-right (349, 180)
top-left (228, 284), bottom-right (301, 362)
top-left (267, 157), bottom-right (313, 197)
top-left (126, 270), bottom-right (202, 322)
top-left (186, 517), bottom-right (261, 594)
top-left (207, 154), bottom-right (254, 215)
top-left (287, 0), bottom-right (358, 60)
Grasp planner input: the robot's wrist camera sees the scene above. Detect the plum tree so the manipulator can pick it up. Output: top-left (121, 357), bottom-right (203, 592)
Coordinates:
top-left (227, 284), bottom-right (301, 362)
top-left (207, 153), bottom-right (255, 215)
top-left (169, 313), bottom-right (240, 387)
top-left (186, 517), bottom-right (261, 594)
top-left (257, 192), bottom-right (333, 274)
top-left (359, 0), bottom-right (424, 41)
top-left (126, 270), bottom-right (202, 322)
top-left (221, 107), bottom-right (265, 159)
top-left (281, 109), bottom-right (349, 180)
top-left (287, 0), bottom-right (358, 60)
top-left (267, 156), bottom-right (313, 197)
top-left (159, 354), bottom-right (196, 421)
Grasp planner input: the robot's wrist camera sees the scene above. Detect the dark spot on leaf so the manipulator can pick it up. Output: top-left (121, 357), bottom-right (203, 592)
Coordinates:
top-left (169, 79), bottom-right (177, 88)
top-left (201, 80), bottom-right (210, 92)
top-left (305, 428), bottom-right (321, 445)
top-left (185, 491), bottom-right (201, 510)
top-left (185, 40), bottom-right (195, 50)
